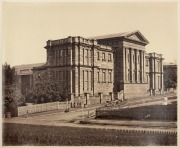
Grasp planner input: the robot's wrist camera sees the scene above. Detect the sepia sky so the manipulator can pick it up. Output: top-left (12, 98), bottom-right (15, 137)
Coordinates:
top-left (2, 2), bottom-right (178, 66)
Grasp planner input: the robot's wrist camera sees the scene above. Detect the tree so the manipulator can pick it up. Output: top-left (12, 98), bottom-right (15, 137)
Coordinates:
top-left (2, 63), bottom-right (25, 117)
top-left (2, 62), bottom-right (17, 85)
top-left (32, 80), bottom-right (65, 103)
top-left (164, 78), bottom-right (177, 91)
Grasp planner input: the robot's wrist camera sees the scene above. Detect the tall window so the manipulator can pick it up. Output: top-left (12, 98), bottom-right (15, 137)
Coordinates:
top-left (102, 53), bottom-right (105, 61)
top-left (108, 54), bottom-right (112, 61)
top-left (102, 71), bottom-right (106, 82)
top-left (85, 49), bottom-right (88, 65)
top-left (146, 59), bottom-right (149, 66)
top-left (90, 71), bottom-right (92, 90)
top-left (128, 72), bottom-right (130, 81)
top-left (83, 70), bottom-right (84, 90)
top-left (56, 71), bottom-right (58, 80)
top-left (97, 52), bottom-right (100, 60)
top-left (97, 71), bottom-right (100, 82)
top-left (108, 71), bottom-right (112, 83)
top-left (59, 71), bottom-right (62, 81)
top-left (83, 48), bottom-right (84, 65)
top-left (86, 71), bottom-right (89, 90)
top-left (60, 50), bottom-right (62, 57)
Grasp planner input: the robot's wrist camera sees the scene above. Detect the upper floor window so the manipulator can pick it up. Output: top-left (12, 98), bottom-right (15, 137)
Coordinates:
top-left (97, 71), bottom-right (100, 82)
top-left (102, 53), bottom-right (106, 61)
top-left (97, 52), bottom-right (100, 60)
top-left (108, 71), bottom-right (112, 83)
top-left (146, 59), bottom-right (149, 66)
top-left (108, 54), bottom-right (112, 61)
top-left (102, 71), bottom-right (106, 82)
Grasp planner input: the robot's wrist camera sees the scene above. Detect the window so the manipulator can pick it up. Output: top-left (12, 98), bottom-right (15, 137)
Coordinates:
top-left (97, 52), bottom-right (100, 60)
top-left (66, 70), bottom-right (68, 80)
top-left (60, 50), bottom-right (62, 57)
top-left (83, 48), bottom-right (84, 65)
top-left (146, 59), bottom-right (149, 66)
top-left (97, 71), bottom-right (100, 82)
top-left (56, 71), bottom-right (58, 80)
top-left (90, 71), bottom-right (92, 90)
top-left (83, 70), bottom-right (84, 90)
top-left (102, 53), bottom-right (105, 61)
top-left (102, 71), bottom-right (106, 82)
top-left (128, 72), bottom-right (130, 81)
top-left (85, 49), bottom-right (89, 65)
top-left (108, 54), bottom-right (112, 61)
top-left (86, 71), bottom-right (89, 90)
top-left (108, 71), bottom-right (112, 83)
top-left (59, 71), bottom-right (62, 81)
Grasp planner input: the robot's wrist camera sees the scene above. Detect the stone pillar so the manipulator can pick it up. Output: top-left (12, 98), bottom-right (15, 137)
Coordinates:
top-left (131, 49), bottom-right (135, 82)
top-left (109, 92), bottom-right (114, 101)
top-left (140, 51), bottom-right (143, 83)
top-left (134, 49), bottom-right (137, 83)
top-left (123, 47), bottom-right (126, 82)
top-left (129, 48), bottom-right (133, 82)
top-left (74, 67), bottom-right (79, 96)
top-left (84, 93), bottom-right (90, 105)
top-left (99, 92), bottom-right (103, 103)
top-left (143, 51), bottom-right (146, 83)
top-left (68, 93), bottom-right (74, 105)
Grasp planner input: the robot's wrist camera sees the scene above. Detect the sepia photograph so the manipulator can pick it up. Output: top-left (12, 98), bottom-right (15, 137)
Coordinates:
top-left (2, 0), bottom-right (178, 146)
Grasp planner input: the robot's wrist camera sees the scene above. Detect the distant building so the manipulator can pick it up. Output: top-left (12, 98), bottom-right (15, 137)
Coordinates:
top-left (15, 30), bottom-right (164, 103)
top-left (14, 63), bottom-right (45, 95)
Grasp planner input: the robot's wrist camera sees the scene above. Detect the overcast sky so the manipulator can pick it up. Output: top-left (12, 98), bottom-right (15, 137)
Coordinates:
top-left (2, 2), bottom-right (178, 66)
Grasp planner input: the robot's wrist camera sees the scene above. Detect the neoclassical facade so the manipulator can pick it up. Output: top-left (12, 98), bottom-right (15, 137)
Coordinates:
top-left (93, 31), bottom-right (164, 98)
top-left (30, 30), bottom-right (164, 101)
top-left (33, 36), bottom-right (114, 100)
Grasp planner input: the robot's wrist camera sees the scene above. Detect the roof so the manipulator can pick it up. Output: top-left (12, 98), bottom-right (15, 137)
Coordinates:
top-left (89, 30), bottom-right (149, 44)
top-left (14, 63), bottom-right (45, 70)
top-left (89, 31), bottom-right (130, 40)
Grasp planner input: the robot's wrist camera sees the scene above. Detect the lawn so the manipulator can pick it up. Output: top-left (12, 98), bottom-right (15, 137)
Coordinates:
top-left (3, 123), bottom-right (177, 146)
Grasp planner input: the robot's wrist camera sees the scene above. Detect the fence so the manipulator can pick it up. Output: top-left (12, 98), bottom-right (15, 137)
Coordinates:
top-left (18, 101), bottom-right (69, 116)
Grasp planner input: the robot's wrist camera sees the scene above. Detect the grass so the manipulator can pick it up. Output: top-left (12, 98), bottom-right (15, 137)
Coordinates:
top-left (3, 123), bottom-right (177, 146)
top-left (97, 101), bottom-right (177, 121)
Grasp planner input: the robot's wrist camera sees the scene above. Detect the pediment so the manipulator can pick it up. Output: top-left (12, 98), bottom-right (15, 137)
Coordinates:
top-left (125, 31), bottom-right (149, 45)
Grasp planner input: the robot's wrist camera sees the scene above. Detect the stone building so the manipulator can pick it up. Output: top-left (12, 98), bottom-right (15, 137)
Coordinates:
top-left (92, 30), bottom-right (164, 98)
top-left (33, 36), bottom-right (114, 104)
top-left (145, 53), bottom-right (164, 95)
top-left (15, 30), bottom-right (164, 103)
top-left (14, 63), bottom-right (44, 95)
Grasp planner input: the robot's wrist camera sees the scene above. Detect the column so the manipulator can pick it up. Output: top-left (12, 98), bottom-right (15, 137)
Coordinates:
top-left (161, 58), bottom-right (164, 94)
top-left (123, 47), bottom-right (126, 82)
top-left (129, 48), bottom-right (133, 82)
top-left (134, 49), bottom-right (138, 83)
top-left (131, 49), bottom-right (135, 82)
top-left (143, 51), bottom-right (146, 83)
top-left (74, 67), bottom-right (79, 96)
top-left (140, 51), bottom-right (143, 83)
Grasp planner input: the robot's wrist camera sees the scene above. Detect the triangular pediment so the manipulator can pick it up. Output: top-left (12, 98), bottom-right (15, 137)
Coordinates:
top-left (125, 31), bottom-right (149, 45)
